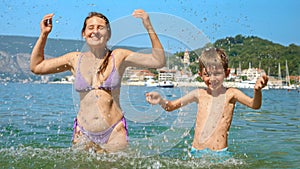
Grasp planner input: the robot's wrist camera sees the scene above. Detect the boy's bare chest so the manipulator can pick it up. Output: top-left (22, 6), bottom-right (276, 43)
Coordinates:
top-left (197, 93), bottom-right (228, 120)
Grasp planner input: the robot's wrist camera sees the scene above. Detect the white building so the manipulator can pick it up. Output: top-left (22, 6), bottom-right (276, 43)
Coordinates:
top-left (240, 63), bottom-right (266, 81)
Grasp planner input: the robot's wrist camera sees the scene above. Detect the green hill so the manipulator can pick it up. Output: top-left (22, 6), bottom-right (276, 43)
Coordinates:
top-left (214, 34), bottom-right (300, 77)
top-left (175, 34), bottom-right (299, 77)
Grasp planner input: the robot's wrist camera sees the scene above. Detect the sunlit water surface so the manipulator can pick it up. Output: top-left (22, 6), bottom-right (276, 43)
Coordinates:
top-left (0, 83), bottom-right (299, 168)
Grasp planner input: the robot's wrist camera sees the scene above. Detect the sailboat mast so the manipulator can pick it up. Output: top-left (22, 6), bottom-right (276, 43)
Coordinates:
top-left (286, 60), bottom-right (290, 86)
top-left (278, 63), bottom-right (282, 81)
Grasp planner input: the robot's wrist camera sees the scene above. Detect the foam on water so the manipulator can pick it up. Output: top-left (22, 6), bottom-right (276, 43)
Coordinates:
top-left (0, 146), bottom-right (245, 168)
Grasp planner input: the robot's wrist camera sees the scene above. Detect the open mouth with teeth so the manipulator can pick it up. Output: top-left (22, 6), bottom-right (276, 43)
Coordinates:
top-left (209, 81), bottom-right (221, 90)
top-left (90, 34), bottom-right (101, 40)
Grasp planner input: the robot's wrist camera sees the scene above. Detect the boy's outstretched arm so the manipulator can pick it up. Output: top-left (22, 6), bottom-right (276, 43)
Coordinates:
top-left (146, 90), bottom-right (199, 111)
top-left (234, 74), bottom-right (268, 109)
top-left (145, 92), bottom-right (177, 111)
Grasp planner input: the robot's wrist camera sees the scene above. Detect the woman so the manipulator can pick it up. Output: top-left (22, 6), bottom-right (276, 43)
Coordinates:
top-left (30, 9), bottom-right (165, 153)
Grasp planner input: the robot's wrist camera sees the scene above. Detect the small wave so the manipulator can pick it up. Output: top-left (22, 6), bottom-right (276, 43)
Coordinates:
top-left (0, 146), bottom-right (245, 168)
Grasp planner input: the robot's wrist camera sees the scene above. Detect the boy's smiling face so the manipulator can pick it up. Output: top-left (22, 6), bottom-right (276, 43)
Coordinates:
top-left (199, 64), bottom-right (226, 91)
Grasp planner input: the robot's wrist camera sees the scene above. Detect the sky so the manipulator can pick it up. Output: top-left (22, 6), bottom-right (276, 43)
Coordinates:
top-left (0, 0), bottom-right (299, 50)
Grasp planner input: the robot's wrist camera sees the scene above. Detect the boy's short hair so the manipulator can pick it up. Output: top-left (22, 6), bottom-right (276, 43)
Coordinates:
top-left (198, 47), bottom-right (228, 72)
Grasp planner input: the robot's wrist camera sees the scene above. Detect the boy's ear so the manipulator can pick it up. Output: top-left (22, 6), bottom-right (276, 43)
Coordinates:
top-left (198, 71), bottom-right (204, 80)
top-left (198, 71), bottom-right (202, 76)
top-left (225, 68), bottom-right (230, 77)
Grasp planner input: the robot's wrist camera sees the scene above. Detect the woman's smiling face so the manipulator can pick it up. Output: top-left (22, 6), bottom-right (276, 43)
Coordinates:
top-left (82, 16), bottom-right (110, 47)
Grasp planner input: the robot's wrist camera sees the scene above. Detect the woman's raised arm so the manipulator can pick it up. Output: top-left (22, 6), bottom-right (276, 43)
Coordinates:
top-left (30, 14), bottom-right (75, 75)
top-left (123, 9), bottom-right (165, 68)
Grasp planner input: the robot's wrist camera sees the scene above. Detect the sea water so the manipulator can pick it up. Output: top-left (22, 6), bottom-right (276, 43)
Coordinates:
top-left (0, 83), bottom-right (299, 168)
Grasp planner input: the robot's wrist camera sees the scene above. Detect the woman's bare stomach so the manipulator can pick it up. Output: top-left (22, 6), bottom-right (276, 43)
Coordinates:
top-left (77, 101), bottom-right (123, 133)
top-left (77, 90), bottom-right (123, 132)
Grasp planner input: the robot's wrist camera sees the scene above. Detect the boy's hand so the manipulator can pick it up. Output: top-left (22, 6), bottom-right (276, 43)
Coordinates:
top-left (145, 92), bottom-right (161, 105)
top-left (255, 74), bottom-right (268, 91)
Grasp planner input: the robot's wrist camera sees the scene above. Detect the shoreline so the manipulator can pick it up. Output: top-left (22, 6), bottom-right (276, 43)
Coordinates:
top-left (7, 81), bottom-right (298, 90)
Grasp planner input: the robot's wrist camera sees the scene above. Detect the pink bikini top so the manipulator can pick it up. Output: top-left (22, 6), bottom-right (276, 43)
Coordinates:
top-left (74, 53), bottom-right (121, 92)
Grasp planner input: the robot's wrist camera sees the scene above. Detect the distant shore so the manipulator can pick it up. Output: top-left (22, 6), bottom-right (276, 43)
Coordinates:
top-left (48, 80), bottom-right (207, 87)
top-left (121, 81), bottom-right (243, 88)
top-left (40, 81), bottom-right (299, 90)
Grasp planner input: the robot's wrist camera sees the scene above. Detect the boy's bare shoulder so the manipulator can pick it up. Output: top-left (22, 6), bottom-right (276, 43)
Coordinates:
top-left (185, 88), bottom-right (203, 94)
top-left (191, 88), bottom-right (207, 96)
top-left (226, 87), bottom-right (239, 92)
top-left (226, 87), bottom-right (244, 98)
top-left (194, 87), bottom-right (206, 93)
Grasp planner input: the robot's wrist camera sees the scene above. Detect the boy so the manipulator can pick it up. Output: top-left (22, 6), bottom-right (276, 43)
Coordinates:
top-left (145, 47), bottom-right (268, 156)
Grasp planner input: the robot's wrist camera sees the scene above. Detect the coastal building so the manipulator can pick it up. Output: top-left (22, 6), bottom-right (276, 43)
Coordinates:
top-left (158, 68), bottom-right (176, 82)
top-left (174, 49), bottom-right (193, 82)
top-left (183, 49), bottom-right (190, 65)
top-left (227, 68), bottom-right (237, 81)
top-left (239, 63), bottom-right (266, 81)
top-left (124, 67), bottom-right (156, 82)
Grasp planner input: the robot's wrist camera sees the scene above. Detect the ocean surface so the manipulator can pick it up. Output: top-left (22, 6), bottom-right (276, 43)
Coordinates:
top-left (0, 83), bottom-right (299, 169)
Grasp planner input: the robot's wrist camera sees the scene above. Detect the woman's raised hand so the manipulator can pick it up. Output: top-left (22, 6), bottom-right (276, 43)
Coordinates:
top-left (40, 13), bottom-right (54, 35)
top-left (132, 9), bottom-right (152, 31)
